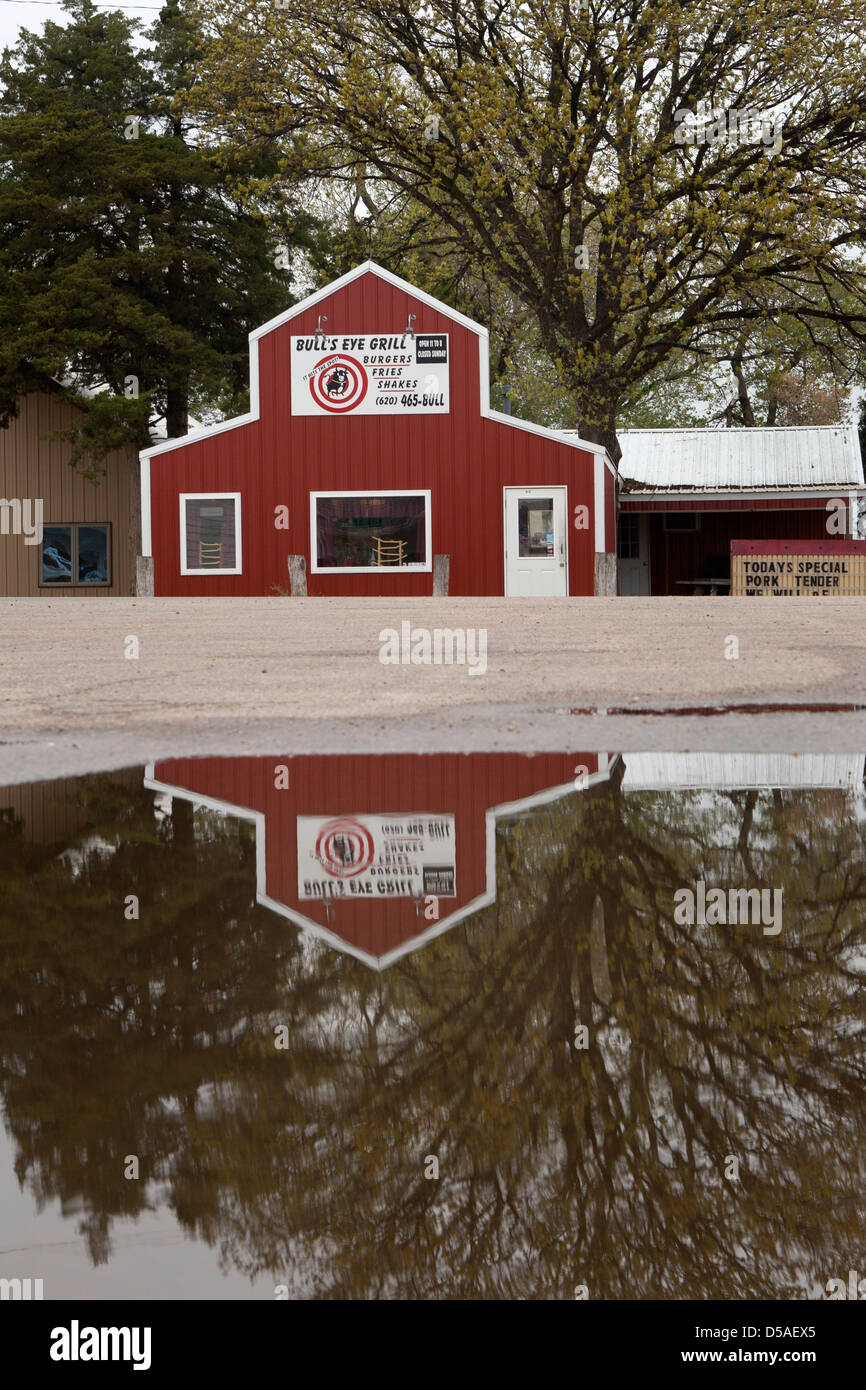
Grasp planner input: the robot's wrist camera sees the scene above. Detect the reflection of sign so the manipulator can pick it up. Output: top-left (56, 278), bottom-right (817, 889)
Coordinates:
top-left (314, 818), bottom-right (375, 876)
top-left (291, 334), bottom-right (449, 416)
top-left (731, 540), bottom-right (866, 596)
top-left (298, 814), bottom-right (456, 899)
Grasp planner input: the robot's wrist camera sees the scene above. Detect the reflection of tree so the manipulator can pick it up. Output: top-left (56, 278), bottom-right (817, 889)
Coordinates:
top-left (0, 775), bottom-right (302, 1265)
top-left (1, 761), bottom-right (865, 1297)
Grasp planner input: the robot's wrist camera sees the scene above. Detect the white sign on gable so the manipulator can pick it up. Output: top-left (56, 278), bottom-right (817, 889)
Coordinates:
top-left (297, 814), bottom-right (456, 900)
top-left (290, 333), bottom-right (450, 416)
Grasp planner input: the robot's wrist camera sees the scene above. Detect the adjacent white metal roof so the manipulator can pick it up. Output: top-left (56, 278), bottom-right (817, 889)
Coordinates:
top-left (613, 425), bottom-right (865, 493)
top-left (621, 752), bottom-right (864, 790)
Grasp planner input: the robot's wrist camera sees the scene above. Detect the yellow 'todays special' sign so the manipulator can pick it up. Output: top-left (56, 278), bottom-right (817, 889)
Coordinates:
top-left (731, 541), bottom-right (866, 596)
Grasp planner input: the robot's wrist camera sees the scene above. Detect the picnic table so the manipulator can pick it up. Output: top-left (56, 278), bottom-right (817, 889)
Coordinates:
top-left (674, 578), bottom-right (732, 596)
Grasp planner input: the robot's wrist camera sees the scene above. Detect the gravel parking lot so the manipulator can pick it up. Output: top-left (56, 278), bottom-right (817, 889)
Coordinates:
top-left (2, 595), bottom-right (866, 781)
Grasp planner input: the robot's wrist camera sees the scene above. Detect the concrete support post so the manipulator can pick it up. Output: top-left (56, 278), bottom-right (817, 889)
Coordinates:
top-left (135, 555), bottom-right (154, 597)
top-left (433, 554), bottom-right (450, 596)
top-left (288, 554), bottom-right (308, 596)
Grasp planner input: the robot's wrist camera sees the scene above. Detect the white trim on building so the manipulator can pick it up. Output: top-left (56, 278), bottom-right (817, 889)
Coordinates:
top-left (138, 262), bottom-right (615, 556)
top-left (179, 492), bottom-right (243, 576)
top-left (309, 488), bottom-right (433, 575)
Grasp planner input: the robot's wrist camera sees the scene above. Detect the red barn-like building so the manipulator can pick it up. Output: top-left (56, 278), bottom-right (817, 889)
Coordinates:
top-left (140, 262), bottom-right (616, 597)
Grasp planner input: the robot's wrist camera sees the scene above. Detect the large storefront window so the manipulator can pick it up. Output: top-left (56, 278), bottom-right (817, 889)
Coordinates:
top-left (181, 495), bottom-right (242, 575)
top-left (40, 523), bottom-right (110, 586)
top-left (312, 492), bottom-right (431, 572)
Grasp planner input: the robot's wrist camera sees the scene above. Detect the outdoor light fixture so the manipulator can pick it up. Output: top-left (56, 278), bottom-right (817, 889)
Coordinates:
top-left (314, 314), bottom-right (329, 349)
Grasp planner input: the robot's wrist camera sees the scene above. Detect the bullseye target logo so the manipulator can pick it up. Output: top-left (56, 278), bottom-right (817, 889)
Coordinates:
top-left (315, 817), bottom-right (375, 877)
top-left (308, 355), bottom-right (368, 413)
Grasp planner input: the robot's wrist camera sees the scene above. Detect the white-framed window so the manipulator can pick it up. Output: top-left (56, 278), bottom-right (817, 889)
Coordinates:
top-left (180, 493), bottom-right (242, 576)
top-left (310, 490), bottom-right (432, 573)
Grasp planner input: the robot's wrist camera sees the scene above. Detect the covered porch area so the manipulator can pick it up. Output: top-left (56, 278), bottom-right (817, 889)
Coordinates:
top-left (615, 426), bottom-right (865, 596)
top-left (618, 498), bottom-right (844, 596)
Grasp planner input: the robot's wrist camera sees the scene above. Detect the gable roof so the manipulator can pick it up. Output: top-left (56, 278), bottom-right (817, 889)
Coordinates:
top-left (615, 425), bottom-right (865, 493)
top-left (139, 261), bottom-right (612, 467)
top-left (250, 258), bottom-right (488, 343)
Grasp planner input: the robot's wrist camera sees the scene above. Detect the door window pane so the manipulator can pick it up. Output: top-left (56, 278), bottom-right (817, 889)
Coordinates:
top-left (316, 494), bottom-right (428, 568)
top-left (185, 498), bottom-right (237, 570)
top-left (618, 513), bottom-right (639, 559)
top-left (41, 526), bottom-right (72, 584)
top-left (78, 525), bottom-right (109, 583)
top-left (518, 499), bottom-right (554, 557)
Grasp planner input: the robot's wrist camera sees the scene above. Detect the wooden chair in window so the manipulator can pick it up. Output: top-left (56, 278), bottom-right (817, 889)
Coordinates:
top-left (199, 541), bottom-right (222, 567)
top-left (371, 536), bottom-right (406, 566)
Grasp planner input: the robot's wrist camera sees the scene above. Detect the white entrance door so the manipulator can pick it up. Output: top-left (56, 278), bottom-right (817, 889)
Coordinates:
top-left (618, 513), bottom-right (650, 595)
top-left (504, 487), bottom-right (567, 596)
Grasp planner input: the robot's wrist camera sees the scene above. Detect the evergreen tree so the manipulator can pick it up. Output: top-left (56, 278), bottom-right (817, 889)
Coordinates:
top-left (0, 0), bottom-right (321, 457)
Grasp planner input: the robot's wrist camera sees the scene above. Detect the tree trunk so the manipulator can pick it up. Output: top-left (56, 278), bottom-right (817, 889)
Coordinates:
top-left (730, 340), bottom-right (756, 427)
top-left (576, 390), bottom-right (621, 463)
top-left (165, 381), bottom-right (188, 438)
top-left (164, 160), bottom-right (189, 439)
top-left (128, 446), bottom-right (142, 595)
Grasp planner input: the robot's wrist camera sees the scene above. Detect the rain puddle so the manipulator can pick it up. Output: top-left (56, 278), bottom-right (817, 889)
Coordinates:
top-left (1, 750), bottom-right (864, 1299)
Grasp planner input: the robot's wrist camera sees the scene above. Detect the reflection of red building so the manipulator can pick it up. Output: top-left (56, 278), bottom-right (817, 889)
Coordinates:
top-left (147, 753), bottom-right (612, 968)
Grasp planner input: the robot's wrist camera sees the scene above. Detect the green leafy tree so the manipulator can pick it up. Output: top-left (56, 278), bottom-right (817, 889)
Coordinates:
top-left (618, 283), bottom-right (863, 429)
top-left (195, 0), bottom-right (866, 460)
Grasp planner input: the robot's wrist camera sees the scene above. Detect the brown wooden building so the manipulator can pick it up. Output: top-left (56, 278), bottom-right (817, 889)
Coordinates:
top-left (0, 386), bottom-right (138, 597)
top-left (0, 769), bottom-right (141, 844)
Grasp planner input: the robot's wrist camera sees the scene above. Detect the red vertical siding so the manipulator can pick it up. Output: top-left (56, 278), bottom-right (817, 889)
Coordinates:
top-left (645, 507), bottom-right (831, 595)
top-left (147, 271), bottom-right (602, 598)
